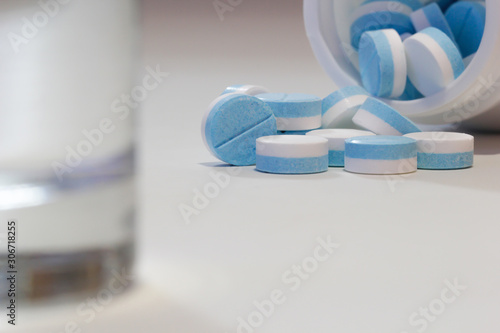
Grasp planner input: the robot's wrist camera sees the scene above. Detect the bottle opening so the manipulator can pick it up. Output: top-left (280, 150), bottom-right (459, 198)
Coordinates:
top-left (304, 0), bottom-right (498, 125)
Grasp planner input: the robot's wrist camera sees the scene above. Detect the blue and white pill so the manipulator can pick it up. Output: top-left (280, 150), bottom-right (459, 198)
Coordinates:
top-left (353, 98), bottom-right (421, 135)
top-left (322, 86), bottom-right (369, 129)
top-left (257, 93), bottom-right (322, 131)
top-left (345, 136), bottom-right (418, 174)
top-left (307, 129), bottom-right (375, 167)
top-left (404, 27), bottom-right (465, 96)
top-left (445, 1), bottom-right (486, 58)
top-left (350, 0), bottom-right (419, 49)
top-left (404, 131), bottom-right (474, 169)
top-left (221, 85), bottom-right (269, 96)
top-left (202, 94), bottom-right (277, 166)
top-left (359, 29), bottom-right (407, 98)
top-left (256, 135), bottom-right (329, 174)
top-left (410, 3), bottom-right (456, 44)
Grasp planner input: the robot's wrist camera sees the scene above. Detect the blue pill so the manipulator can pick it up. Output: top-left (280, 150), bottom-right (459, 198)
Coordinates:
top-left (359, 29), bottom-right (407, 98)
top-left (445, 1), bottom-right (486, 58)
top-left (321, 86), bottom-right (369, 129)
top-left (344, 135), bottom-right (418, 174)
top-left (353, 98), bottom-right (421, 135)
top-left (256, 135), bottom-right (329, 174)
top-left (202, 94), bottom-right (277, 166)
top-left (257, 93), bottom-right (322, 131)
top-left (350, 0), bottom-right (420, 49)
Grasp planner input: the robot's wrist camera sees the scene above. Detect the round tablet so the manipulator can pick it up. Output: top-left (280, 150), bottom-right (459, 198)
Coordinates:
top-left (359, 29), bottom-right (407, 98)
top-left (445, 1), bottom-right (486, 58)
top-left (202, 94), bottom-right (277, 166)
top-left (350, 0), bottom-right (419, 49)
top-left (256, 93), bottom-right (322, 131)
top-left (322, 86), bottom-right (369, 129)
top-left (404, 27), bottom-right (465, 96)
top-left (404, 131), bottom-right (474, 169)
top-left (344, 136), bottom-right (418, 175)
top-left (410, 3), bottom-right (456, 44)
top-left (352, 98), bottom-right (421, 135)
top-left (307, 129), bottom-right (375, 167)
top-left (221, 84), bottom-right (269, 96)
top-left (256, 135), bottom-right (329, 174)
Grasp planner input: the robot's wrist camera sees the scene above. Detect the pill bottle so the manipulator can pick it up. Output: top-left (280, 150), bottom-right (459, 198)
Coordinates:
top-left (304, 0), bottom-right (500, 130)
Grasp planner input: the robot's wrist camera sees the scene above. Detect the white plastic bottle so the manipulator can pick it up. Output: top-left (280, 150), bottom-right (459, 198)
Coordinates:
top-left (304, 0), bottom-right (500, 130)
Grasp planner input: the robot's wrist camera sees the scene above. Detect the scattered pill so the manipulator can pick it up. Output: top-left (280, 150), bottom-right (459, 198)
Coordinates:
top-left (344, 135), bottom-right (418, 174)
top-left (257, 93), bottom-right (322, 131)
top-left (410, 3), bottom-right (456, 45)
top-left (404, 131), bottom-right (474, 169)
top-left (256, 135), bottom-right (329, 174)
top-left (445, 1), bottom-right (486, 58)
top-left (353, 98), bottom-right (421, 135)
top-left (202, 94), bottom-right (277, 166)
top-left (404, 27), bottom-right (465, 96)
top-left (350, 0), bottom-right (419, 49)
top-left (359, 29), bottom-right (407, 98)
top-left (307, 129), bottom-right (375, 167)
top-left (221, 85), bottom-right (270, 96)
top-left (321, 86), bottom-right (369, 129)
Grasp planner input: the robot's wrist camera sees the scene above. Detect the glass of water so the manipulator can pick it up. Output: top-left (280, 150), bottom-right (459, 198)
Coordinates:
top-left (0, 0), bottom-right (138, 306)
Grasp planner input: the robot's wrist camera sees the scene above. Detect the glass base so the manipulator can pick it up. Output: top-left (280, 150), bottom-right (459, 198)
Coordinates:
top-left (0, 241), bottom-right (134, 302)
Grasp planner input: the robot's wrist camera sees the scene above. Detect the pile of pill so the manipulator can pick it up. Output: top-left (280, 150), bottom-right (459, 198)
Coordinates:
top-left (351, 0), bottom-right (485, 98)
top-left (201, 0), bottom-right (482, 175)
top-left (202, 84), bottom-right (474, 175)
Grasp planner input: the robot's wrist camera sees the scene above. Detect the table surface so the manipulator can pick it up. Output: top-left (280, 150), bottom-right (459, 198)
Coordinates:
top-left (16, 1), bottom-right (500, 332)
